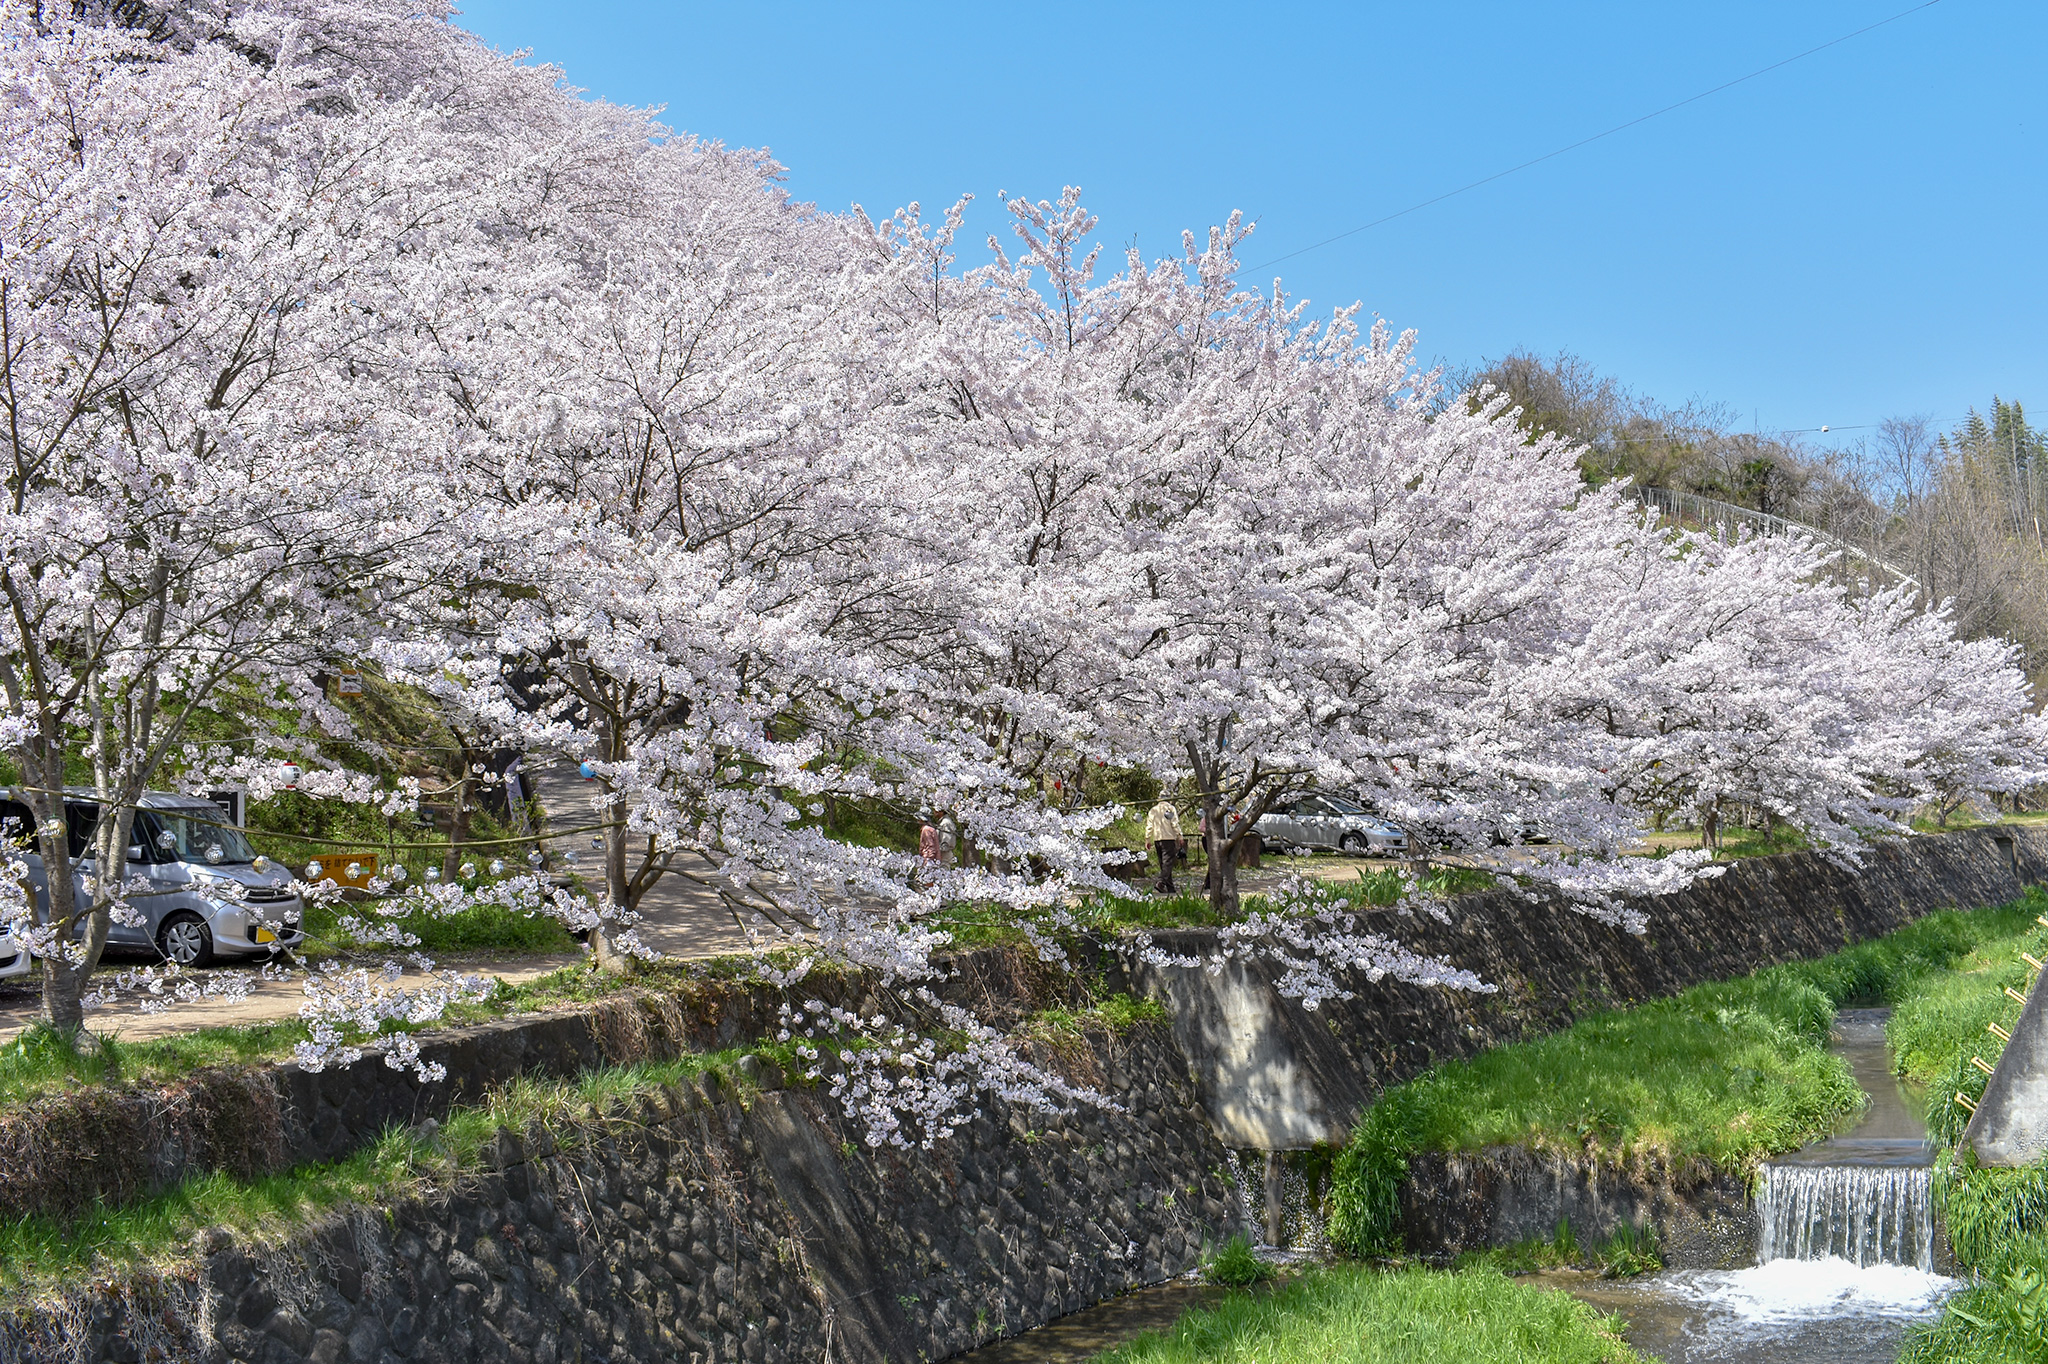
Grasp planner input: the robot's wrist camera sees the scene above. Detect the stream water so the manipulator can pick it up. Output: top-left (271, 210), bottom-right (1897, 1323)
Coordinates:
top-left (1547, 1008), bottom-right (1959, 1363)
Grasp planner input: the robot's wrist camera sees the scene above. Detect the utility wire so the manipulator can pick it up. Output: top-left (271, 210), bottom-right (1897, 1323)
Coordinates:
top-left (1245, 1), bottom-right (1945, 274)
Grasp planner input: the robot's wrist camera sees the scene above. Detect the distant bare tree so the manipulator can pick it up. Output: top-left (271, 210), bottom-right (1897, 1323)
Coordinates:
top-left (1459, 354), bottom-right (2048, 691)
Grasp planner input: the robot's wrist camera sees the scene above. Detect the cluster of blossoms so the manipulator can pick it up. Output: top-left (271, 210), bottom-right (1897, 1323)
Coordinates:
top-left (1134, 877), bottom-right (1496, 1012)
top-left (0, 0), bottom-right (2043, 1133)
top-left (778, 997), bottom-right (1106, 1150)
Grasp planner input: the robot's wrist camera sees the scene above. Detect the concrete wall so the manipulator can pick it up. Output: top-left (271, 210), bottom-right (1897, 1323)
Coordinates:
top-left (1965, 932), bottom-right (2048, 1166)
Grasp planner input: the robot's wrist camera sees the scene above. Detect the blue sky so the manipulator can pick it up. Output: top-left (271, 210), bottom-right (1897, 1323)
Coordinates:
top-left (456, 1), bottom-right (2042, 441)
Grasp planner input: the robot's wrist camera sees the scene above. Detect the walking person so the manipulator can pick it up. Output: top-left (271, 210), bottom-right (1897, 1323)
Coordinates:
top-left (1146, 798), bottom-right (1182, 894)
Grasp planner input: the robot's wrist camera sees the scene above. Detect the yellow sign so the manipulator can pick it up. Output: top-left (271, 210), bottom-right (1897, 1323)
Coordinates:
top-left (314, 854), bottom-right (380, 890)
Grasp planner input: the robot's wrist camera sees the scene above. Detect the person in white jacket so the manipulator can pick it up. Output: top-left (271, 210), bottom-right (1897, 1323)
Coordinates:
top-left (1145, 799), bottom-right (1182, 894)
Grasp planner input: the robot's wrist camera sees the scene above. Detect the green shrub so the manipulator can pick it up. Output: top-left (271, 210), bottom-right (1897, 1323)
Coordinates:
top-left (1103, 765), bottom-right (1163, 807)
top-left (1595, 1223), bottom-right (1661, 1279)
top-left (1205, 1233), bottom-right (1273, 1287)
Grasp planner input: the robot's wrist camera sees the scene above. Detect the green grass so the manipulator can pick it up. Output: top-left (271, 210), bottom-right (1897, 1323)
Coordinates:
top-left (0, 954), bottom-right (769, 1107)
top-left (1710, 822), bottom-right (1811, 860)
top-left (1094, 1263), bottom-right (1642, 1364)
top-left (1026, 993), bottom-right (1170, 1040)
top-left (1329, 893), bottom-right (2048, 1257)
top-left (304, 899), bottom-right (578, 955)
top-left (1902, 1158), bottom-right (2048, 1363)
top-left (0, 1021), bottom-right (322, 1104)
top-left (1075, 890), bottom-right (1234, 932)
top-left (1455, 1221), bottom-right (1662, 1280)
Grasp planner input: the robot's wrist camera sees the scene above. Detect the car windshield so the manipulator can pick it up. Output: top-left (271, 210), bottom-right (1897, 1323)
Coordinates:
top-left (152, 807), bottom-right (259, 865)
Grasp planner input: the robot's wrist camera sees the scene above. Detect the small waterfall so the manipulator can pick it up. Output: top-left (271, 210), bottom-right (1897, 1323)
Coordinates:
top-left (1221, 1150), bottom-right (1329, 1251)
top-left (1755, 1163), bottom-right (1935, 1271)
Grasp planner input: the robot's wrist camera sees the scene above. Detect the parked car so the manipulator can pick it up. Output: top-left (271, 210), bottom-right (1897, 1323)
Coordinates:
top-left (1255, 793), bottom-right (1408, 855)
top-left (0, 789), bottom-right (303, 966)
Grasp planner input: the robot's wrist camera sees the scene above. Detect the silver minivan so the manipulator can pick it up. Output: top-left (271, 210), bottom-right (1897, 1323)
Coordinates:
top-left (0, 790), bottom-right (304, 966)
top-left (1254, 792), bottom-right (1409, 855)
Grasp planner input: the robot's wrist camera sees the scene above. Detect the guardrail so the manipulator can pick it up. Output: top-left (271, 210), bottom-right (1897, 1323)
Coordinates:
top-left (1630, 485), bottom-right (1919, 589)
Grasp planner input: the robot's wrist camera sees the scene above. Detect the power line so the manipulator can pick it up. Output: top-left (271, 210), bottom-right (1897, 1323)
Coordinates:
top-left (1244, 1), bottom-right (1945, 275)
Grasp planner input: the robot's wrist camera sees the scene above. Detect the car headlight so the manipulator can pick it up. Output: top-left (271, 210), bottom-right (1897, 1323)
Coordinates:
top-left (191, 880), bottom-right (243, 909)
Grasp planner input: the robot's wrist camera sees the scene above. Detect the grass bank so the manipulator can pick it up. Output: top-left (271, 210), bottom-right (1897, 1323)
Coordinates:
top-left (0, 988), bottom-right (1169, 1295)
top-left (1095, 1263), bottom-right (1641, 1364)
top-left (1882, 903), bottom-right (2048, 1364)
top-left (0, 1050), bottom-right (785, 1294)
top-left (1329, 891), bottom-right (2048, 1256)
top-left (0, 953), bottom-right (741, 1106)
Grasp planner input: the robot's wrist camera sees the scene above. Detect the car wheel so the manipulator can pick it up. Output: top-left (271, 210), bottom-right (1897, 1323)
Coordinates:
top-left (1340, 833), bottom-right (1369, 855)
top-left (157, 912), bottom-right (214, 967)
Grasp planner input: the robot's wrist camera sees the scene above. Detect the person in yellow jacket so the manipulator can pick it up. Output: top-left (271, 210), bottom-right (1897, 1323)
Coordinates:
top-left (1145, 799), bottom-right (1182, 894)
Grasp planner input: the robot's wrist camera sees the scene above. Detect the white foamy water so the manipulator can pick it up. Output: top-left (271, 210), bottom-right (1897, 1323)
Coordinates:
top-left (1545, 1013), bottom-right (1961, 1363)
top-left (1663, 1257), bottom-right (1957, 1323)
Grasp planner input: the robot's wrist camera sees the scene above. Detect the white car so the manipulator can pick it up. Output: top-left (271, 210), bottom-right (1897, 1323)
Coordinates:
top-left (0, 923), bottom-right (28, 980)
top-left (1254, 793), bottom-right (1408, 855)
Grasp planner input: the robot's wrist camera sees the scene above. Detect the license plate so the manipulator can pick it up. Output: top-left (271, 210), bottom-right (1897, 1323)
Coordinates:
top-left (255, 927), bottom-right (277, 943)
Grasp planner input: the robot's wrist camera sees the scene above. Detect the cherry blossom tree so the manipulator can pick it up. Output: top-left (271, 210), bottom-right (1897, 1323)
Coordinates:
top-left (7, 0), bottom-right (2044, 1146)
top-left (0, 0), bottom-right (483, 1034)
top-left (864, 189), bottom-right (1704, 926)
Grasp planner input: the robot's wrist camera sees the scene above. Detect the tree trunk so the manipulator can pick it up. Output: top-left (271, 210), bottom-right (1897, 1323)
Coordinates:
top-left (1183, 739), bottom-right (1241, 921)
top-left (24, 738), bottom-right (88, 1039)
top-left (1204, 812), bottom-right (1241, 919)
top-left (589, 718), bottom-right (631, 973)
top-left (441, 772), bottom-right (473, 883)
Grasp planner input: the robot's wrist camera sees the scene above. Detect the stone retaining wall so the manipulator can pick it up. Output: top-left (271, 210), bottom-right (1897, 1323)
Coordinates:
top-left (0, 947), bottom-right (1084, 1225)
top-left (1, 1023), bottom-right (1244, 1364)
top-left (1397, 1148), bottom-right (1758, 1270)
top-left (1, 826), bottom-right (2040, 1361)
top-left (1132, 825), bottom-right (2048, 1147)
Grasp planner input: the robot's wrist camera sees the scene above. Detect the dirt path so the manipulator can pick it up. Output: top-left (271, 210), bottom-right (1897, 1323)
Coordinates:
top-left (0, 950), bottom-right (583, 1044)
top-left (522, 759), bottom-right (757, 960)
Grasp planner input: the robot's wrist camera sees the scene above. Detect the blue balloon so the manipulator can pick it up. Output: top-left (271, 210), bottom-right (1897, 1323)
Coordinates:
top-left (578, 761), bottom-right (596, 780)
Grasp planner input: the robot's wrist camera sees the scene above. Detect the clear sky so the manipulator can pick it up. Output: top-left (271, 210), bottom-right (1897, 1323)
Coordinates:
top-left (455, 0), bottom-right (2041, 441)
